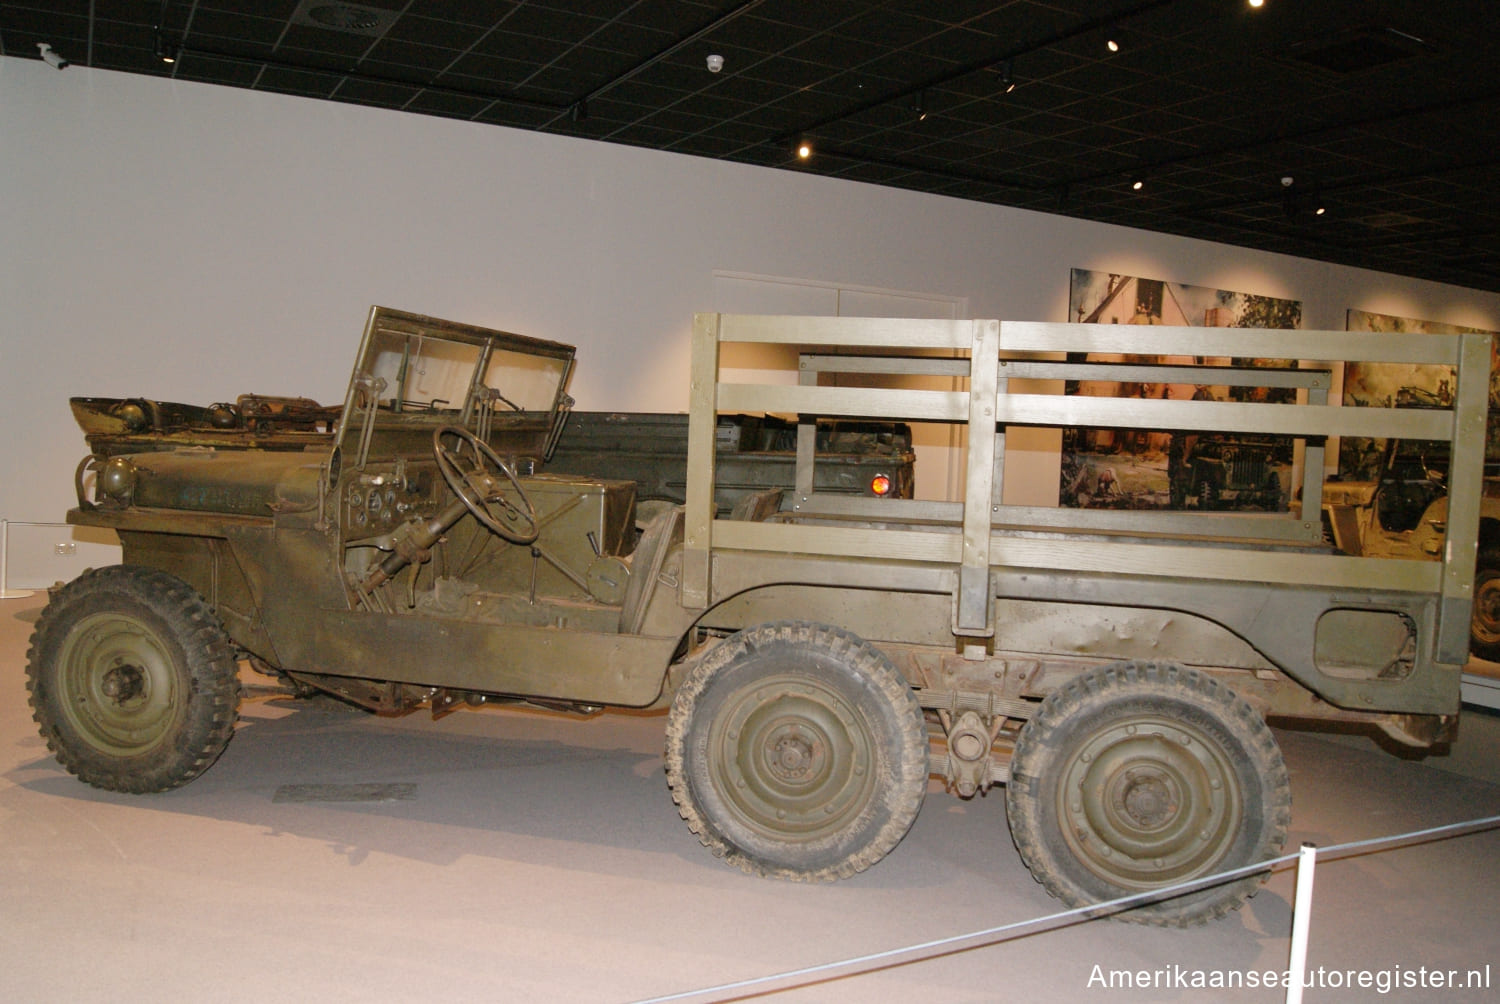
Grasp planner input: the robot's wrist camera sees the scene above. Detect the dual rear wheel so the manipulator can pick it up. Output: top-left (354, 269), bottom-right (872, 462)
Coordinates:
top-left (1006, 660), bottom-right (1290, 926)
top-left (669, 627), bottom-right (1288, 925)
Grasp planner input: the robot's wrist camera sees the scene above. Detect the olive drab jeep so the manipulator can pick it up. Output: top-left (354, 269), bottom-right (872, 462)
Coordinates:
top-left (28, 307), bottom-right (1492, 926)
top-left (1322, 436), bottom-right (1500, 661)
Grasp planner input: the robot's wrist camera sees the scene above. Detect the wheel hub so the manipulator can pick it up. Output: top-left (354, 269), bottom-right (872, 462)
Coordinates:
top-left (710, 674), bottom-right (876, 841)
top-left (1060, 716), bottom-right (1241, 887)
top-left (767, 726), bottom-right (822, 782)
top-left (1117, 769), bottom-right (1178, 829)
top-left (1476, 576), bottom-right (1500, 640)
top-left (56, 611), bottom-right (181, 755)
top-left (100, 663), bottom-right (147, 703)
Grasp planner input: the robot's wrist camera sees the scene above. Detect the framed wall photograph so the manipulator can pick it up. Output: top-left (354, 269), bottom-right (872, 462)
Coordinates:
top-left (1062, 269), bottom-right (1303, 511)
top-left (1339, 309), bottom-right (1499, 483)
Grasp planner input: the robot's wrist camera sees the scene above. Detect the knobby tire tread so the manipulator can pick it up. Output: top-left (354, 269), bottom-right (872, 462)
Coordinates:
top-left (1006, 660), bottom-right (1290, 927)
top-left (664, 621), bottom-right (926, 882)
top-left (26, 565), bottom-right (241, 793)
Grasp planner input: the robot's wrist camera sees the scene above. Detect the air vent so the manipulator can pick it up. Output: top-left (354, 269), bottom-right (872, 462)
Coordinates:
top-left (291, 0), bottom-right (397, 37)
top-left (1287, 26), bottom-right (1428, 75)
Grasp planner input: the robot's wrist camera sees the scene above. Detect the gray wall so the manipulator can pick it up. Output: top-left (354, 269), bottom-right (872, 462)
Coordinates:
top-left (4, 57), bottom-right (1499, 585)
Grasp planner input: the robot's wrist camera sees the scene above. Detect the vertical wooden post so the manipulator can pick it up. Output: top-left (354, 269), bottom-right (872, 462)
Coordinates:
top-left (1437, 331), bottom-right (1493, 662)
top-left (954, 320), bottom-right (999, 638)
top-left (681, 313), bottom-right (721, 608)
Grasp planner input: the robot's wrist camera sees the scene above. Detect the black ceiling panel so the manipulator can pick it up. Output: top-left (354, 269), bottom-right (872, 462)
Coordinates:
top-left (3, 0), bottom-right (1499, 292)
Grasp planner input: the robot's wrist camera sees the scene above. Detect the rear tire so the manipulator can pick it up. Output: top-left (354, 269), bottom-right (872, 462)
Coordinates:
top-left (1006, 661), bottom-right (1289, 926)
top-left (1470, 548), bottom-right (1500, 662)
top-left (27, 566), bottom-right (241, 793)
top-left (665, 621), bottom-right (927, 881)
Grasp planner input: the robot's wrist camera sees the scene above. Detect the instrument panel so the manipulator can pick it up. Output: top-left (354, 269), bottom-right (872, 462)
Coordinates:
top-left (342, 464), bottom-right (433, 534)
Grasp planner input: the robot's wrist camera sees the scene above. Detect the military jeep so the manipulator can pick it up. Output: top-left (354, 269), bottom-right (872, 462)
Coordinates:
top-left (1168, 432), bottom-right (1285, 510)
top-left (1322, 437), bottom-right (1500, 661)
top-left (28, 307), bottom-right (1492, 928)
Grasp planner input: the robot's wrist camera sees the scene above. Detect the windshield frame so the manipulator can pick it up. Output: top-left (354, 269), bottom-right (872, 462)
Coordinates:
top-left (332, 305), bottom-right (576, 463)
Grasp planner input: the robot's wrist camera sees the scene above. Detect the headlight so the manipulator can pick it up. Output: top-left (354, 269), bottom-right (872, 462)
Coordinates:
top-left (114, 402), bottom-right (148, 431)
top-left (98, 457), bottom-right (138, 503)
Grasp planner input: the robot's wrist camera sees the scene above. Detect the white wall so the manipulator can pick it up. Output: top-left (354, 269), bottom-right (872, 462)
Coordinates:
top-left (5, 57), bottom-right (1500, 583)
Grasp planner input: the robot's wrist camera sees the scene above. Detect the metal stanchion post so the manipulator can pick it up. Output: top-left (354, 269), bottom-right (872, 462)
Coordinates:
top-left (1285, 842), bottom-right (1319, 1004)
top-left (0, 520), bottom-right (37, 599)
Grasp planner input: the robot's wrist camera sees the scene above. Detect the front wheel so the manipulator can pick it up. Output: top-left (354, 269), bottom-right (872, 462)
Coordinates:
top-left (26, 566), bottom-right (241, 793)
top-left (1006, 661), bottom-right (1289, 926)
top-left (665, 622), bottom-right (927, 881)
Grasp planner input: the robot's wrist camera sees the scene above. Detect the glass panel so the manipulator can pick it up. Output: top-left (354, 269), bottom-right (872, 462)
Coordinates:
top-left (482, 347), bottom-right (567, 413)
top-left (367, 332), bottom-right (481, 413)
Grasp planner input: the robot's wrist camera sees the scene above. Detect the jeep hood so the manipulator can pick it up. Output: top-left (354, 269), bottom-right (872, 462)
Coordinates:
top-left (112, 448), bottom-right (326, 517)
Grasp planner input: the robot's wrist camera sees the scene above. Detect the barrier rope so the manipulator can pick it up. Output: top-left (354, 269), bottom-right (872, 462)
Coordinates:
top-left (628, 812), bottom-right (1500, 1004)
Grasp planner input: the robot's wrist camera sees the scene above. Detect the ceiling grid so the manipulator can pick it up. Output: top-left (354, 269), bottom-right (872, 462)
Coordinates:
top-left (4, 0), bottom-right (1497, 289)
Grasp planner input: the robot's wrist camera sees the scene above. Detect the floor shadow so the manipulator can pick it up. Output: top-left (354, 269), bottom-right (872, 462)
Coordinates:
top-left (8, 694), bottom-right (706, 880)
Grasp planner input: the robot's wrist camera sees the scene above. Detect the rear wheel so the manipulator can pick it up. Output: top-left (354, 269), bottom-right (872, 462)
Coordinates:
top-left (1470, 548), bottom-right (1500, 662)
top-left (665, 621), bottom-right (927, 881)
top-left (26, 566), bottom-right (241, 793)
top-left (1006, 661), bottom-right (1289, 926)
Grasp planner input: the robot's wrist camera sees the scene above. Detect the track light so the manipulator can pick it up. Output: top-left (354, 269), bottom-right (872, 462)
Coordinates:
top-left (1106, 34), bottom-right (1121, 53)
top-left (570, 99), bottom-right (588, 122)
top-left (1131, 178), bottom-right (1145, 191)
top-left (37, 43), bottom-right (70, 70)
top-left (1281, 179), bottom-right (1325, 219)
top-left (796, 140), bottom-right (812, 160)
top-left (154, 30), bottom-right (179, 65)
top-left (1000, 59), bottom-right (1017, 94)
top-left (913, 90), bottom-right (928, 121)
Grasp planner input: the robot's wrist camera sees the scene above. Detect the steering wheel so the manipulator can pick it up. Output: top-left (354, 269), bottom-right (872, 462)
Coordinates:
top-left (433, 425), bottom-right (539, 544)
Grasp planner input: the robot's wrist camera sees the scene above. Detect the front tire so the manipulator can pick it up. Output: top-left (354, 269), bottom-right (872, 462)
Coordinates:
top-left (26, 566), bottom-right (241, 793)
top-left (665, 622), bottom-right (927, 881)
top-left (1006, 661), bottom-right (1289, 926)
